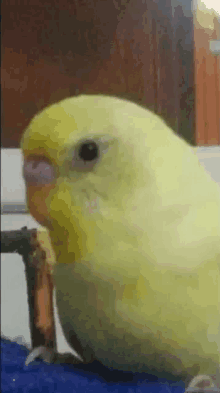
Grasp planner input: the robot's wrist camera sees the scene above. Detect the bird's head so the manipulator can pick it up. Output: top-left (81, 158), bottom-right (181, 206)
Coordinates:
top-left (21, 94), bottom-right (188, 264)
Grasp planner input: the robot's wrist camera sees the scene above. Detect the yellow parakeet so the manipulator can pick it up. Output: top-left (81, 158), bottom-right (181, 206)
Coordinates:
top-left (21, 95), bottom-right (220, 382)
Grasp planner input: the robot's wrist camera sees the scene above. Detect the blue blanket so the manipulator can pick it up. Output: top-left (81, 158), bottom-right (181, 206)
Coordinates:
top-left (1, 337), bottom-right (186, 392)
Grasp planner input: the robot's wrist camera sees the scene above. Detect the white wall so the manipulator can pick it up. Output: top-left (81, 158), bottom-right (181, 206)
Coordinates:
top-left (1, 147), bottom-right (220, 354)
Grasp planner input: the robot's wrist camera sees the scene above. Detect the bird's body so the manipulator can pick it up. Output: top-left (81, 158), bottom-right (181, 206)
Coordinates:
top-left (21, 95), bottom-right (220, 380)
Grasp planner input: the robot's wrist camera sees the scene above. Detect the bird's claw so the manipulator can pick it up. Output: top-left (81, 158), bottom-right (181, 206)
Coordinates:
top-left (25, 346), bottom-right (84, 366)
top-left (25, 346), bottom-right (55, 366)
top-left (185, 374), bottom-right (219, 392)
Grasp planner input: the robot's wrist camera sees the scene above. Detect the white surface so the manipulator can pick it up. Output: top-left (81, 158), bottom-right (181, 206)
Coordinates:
top-left (198, 0), bottom-right (220, 16)
top-left (1, 146), bottom-right (220, 356)
top-left (1, 149), bottom-right (26, 203)
top-left (195, 146), bottom-right (220, 186)
top-left (210, 40), bottom-right (220, 54)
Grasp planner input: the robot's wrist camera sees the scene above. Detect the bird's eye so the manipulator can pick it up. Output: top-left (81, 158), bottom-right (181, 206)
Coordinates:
top-left (72, 140), bottom-right (100, 170)
top-left (78, 142), bottom-right (99, 162)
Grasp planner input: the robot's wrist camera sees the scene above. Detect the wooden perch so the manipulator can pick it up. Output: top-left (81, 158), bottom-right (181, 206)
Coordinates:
top-left (1, 227), bottom-right (56, 351)
top-left (1, 226), bottom-right (87, 363)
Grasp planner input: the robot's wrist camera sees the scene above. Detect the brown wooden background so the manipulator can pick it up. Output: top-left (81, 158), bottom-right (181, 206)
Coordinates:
top-left (194, 13), bottom-right (220, 146)
top-left (2, 0), bottom-right (219, 148)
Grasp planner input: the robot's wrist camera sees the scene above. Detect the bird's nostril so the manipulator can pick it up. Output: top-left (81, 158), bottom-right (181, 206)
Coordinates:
top-left (23, 158), bottom-right (55, 185)
top-left (32, 161), bottom-right (39, 170)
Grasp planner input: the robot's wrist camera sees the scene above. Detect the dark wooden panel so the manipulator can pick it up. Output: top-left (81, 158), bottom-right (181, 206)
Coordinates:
top-left (2, 0), bottom-right (195, 147)
top-left (194, 13), bottom-right (220, 145)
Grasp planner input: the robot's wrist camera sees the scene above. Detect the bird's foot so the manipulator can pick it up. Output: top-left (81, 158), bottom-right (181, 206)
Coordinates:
top-left (25, 346), bottom-right (84, 366)
top-left (25, 346), bottom-right (55, 366)
top-left (185, 374), bottom-right (219, 392)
